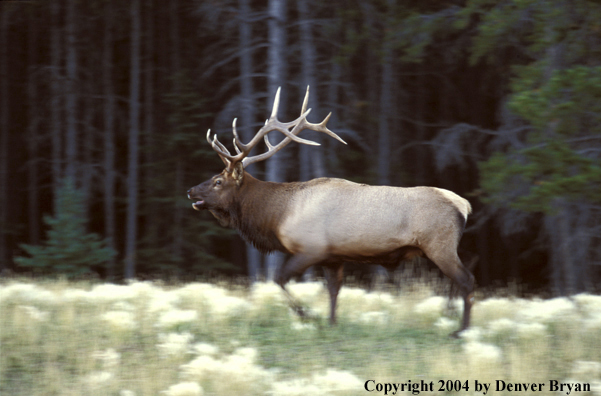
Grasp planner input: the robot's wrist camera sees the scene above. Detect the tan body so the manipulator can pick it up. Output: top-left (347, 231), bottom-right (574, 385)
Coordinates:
top-left (187, 87), bottom-right (475, 335)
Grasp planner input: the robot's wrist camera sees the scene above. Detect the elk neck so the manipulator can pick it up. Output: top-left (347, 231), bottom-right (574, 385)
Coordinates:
top-left (229, 172), bottom-right (295, 254)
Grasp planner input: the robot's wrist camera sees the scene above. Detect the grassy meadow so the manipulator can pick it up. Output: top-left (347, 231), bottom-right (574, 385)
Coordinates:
top-left (1, 275), bottom-right (601, 396)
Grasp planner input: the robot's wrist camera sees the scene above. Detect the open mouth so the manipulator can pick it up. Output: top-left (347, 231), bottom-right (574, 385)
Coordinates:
top-left (188, 193), bottom-right (206, 211)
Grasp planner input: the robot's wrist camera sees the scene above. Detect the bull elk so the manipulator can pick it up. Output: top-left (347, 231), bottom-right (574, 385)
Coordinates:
top-left (187, 87), bottom-right (475, 335)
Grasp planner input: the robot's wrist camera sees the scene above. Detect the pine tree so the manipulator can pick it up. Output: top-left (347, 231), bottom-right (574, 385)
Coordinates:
top-left (15, 178), bottom-right (116, 277)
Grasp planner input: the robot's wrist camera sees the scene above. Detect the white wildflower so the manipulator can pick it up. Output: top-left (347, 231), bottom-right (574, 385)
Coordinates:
top-left (288, 282), bottom-right (325, 305)
top-left (583, 312), bottom-right (601, 330)
top-left (251, 282), bottom-right (285, 306)
top-left (362, 292), bottom-right (394, 309)
top-left (573, 294), bottom-right (601, 311)
top-left (157, 332), bottom-right (194, 357)
top-left (210, 295), bottom-right (251, 316)
top-left (102, 310), bottom-right (136, 330)
top-left (190, 342), bottom-right (219, 356)
top-left (475, 297), bottom-right (516, 321)
top-left (313, 369), bottom-right (363, 392)
top-left (463, 341), bottom-right (503, 364)
top-left (413, 296), bottom-right (446, 318)
top-left (488, 318), bottom-right (516, 335)
top-left (516, 297), bottom-right (576, 323)
top-left (358, 311), bottom-right (389, 325)
top-left (18, 305), bottom-right (49, 321)
top-left (91, 348), bottom-right (121, 369)
top-left (434, 317), bottom-right (458, 332)
top-left (180, 355), bottom-right (219, 380)
top-left (174, 283), bottom-right (250, 317)
top-left (0, 282), bottom-right (36, 301)
top-left (112, 301), bottom-right (136, 311)
top-left (181, 347), bottom-right (272, 385)
top-left (84, 371), bottom-right (114, 387)
top-left (291, 321), bottom-right (317, 331)
top-left (338, 287), bottom-right (367, 306)
top-left (1, 283), bottom-right (58, 304)
top-left (590, 380), bottom-right (601, 396)
top-left (270, 378), bottom-right (322, 396)
top-left (88, 283), bottom-right (138, 303)
top-left (61, 288), bottom-right (91, 303)
top-left (515, 322), bottom-right (546, 338)
top-left (459, 326), bottom-right (483, 343)
top-left (162, 382), bottom-right (203, 396)
top-left (270, 369), bottom-right (362, 396)
top-left (146, 290), bottom-right (180, 314)
top-left (157, 309), bottom-right (198, 328)
top-left (570, 361), bottom-right (601, 380)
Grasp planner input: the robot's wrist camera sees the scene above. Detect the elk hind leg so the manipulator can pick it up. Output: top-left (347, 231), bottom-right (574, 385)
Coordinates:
top-left (323, 263), bottom-right (344, 325)
top-left (426, 249), bottom-right (475, 335)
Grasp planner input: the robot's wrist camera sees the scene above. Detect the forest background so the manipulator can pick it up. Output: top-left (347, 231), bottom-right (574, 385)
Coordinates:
top-left (1, 0), bottom-right (601, 295)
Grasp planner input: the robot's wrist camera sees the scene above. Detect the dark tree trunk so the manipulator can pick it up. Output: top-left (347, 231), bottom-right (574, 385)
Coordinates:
top-left (103, 0), bottom-right (117, 279)
top-left (265, 0), bottom-right (287, 281)
top-left (125, 0), bottom-right (141, 279)
top-left (0, 7), bottom-right (9, 269)
top-left (238, 0), bottom-right (262, 281)
top-left (51, 0), bottom-right (63, 208)
top-left (64, 0), bottom-right (78, 182)
top-left (27, 8), bottom-right (40, 246)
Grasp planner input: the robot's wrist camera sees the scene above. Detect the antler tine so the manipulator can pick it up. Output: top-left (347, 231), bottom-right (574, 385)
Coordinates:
top-left (264, 135), bottom-right (275, 150)
top-left (270, 87), bottom-right (281, 120)
top-left (301, 85), bottom-right (310, 115)
top-left (207, 129), bottom-right (232, 166)
top-left (307, 112), bottom-right (347, 145)
top-left (211, 134), bottom-right (232, 156)
top-left (233, 138), bottom-right (242, 154)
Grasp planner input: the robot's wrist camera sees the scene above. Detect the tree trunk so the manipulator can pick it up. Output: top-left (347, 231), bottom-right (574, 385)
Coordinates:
top-left (143, 0), bottom-right (158, 265)
top-left (27, 8), bottom-right (40, 246)
top-left (81, 81), bottom-right (94, 208)
top-left (103, 0), bottom-right (117, 279)
top-left (170, 0), bottom-right (184, 271)
top-left (265, 0), bottom-right (287, 281)
top-left (51, 0), bottom-right (63, 208)
top-left (238, 0), bottom-right (262, 281)
top-left (377, 0), bottom-right (395, 186)
top-left (125, 0), bottom-right (141, 279)
top-left (297, 0), bottom-right (323, 181)
top-left (64, 0), bottom-right (78, 182)
top-left (0, 7), bottom-right (9, 269)
top-left (297, 0), bottom-right (318, 281)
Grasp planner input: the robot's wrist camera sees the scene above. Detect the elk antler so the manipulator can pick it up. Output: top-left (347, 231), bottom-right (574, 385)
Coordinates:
top-left (207, 86), bottom-right (346, 170)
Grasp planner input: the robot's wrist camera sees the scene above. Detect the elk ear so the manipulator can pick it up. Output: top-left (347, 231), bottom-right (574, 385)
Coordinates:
top-left (232, 162), bottom-right (244, 185)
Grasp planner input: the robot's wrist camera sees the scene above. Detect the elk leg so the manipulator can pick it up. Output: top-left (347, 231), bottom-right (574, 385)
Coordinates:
top-left (275, 253), bottom-right (325, 319)
top-left (425, 249), bottom-right (475, 336)
top-left (323, 263), bottom-right (344, 325)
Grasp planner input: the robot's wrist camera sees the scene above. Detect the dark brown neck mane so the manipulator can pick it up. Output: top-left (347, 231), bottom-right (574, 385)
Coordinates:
top-left (224, 173), bottom-right (294, 254)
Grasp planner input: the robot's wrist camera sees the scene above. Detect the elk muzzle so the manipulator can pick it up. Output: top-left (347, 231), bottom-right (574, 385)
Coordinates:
top-left (187, 187), bottom-right (206, 211)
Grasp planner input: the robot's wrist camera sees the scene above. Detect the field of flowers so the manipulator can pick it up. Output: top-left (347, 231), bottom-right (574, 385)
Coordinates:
top-left (1, 277), bottom-right (601, 396)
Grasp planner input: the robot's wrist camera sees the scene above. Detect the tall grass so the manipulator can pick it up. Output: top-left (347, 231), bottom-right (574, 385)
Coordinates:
top-left (1, 277), bottom-right (601, 395)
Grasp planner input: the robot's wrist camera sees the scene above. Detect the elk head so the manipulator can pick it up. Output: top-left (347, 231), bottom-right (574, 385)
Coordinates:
top-left (187, 87), bottom-right (346, 218)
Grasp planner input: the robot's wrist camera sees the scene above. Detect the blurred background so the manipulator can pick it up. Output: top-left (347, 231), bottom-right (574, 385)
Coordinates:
top-left (1, 0), bottom-right (600, 294)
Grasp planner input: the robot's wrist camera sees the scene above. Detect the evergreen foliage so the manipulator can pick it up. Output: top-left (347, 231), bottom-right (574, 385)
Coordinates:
top-left (15, 178), bottom-right (116, 277)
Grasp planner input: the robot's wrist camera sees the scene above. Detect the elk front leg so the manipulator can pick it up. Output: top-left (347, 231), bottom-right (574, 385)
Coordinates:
top-left (275, 253), bottom-right (325, 319)
top-left (323, 263), bottom-right (344, 325)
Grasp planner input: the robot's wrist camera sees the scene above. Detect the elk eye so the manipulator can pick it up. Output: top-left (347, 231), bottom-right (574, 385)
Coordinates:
top-left (215, 179), bottom-right (222, 186)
